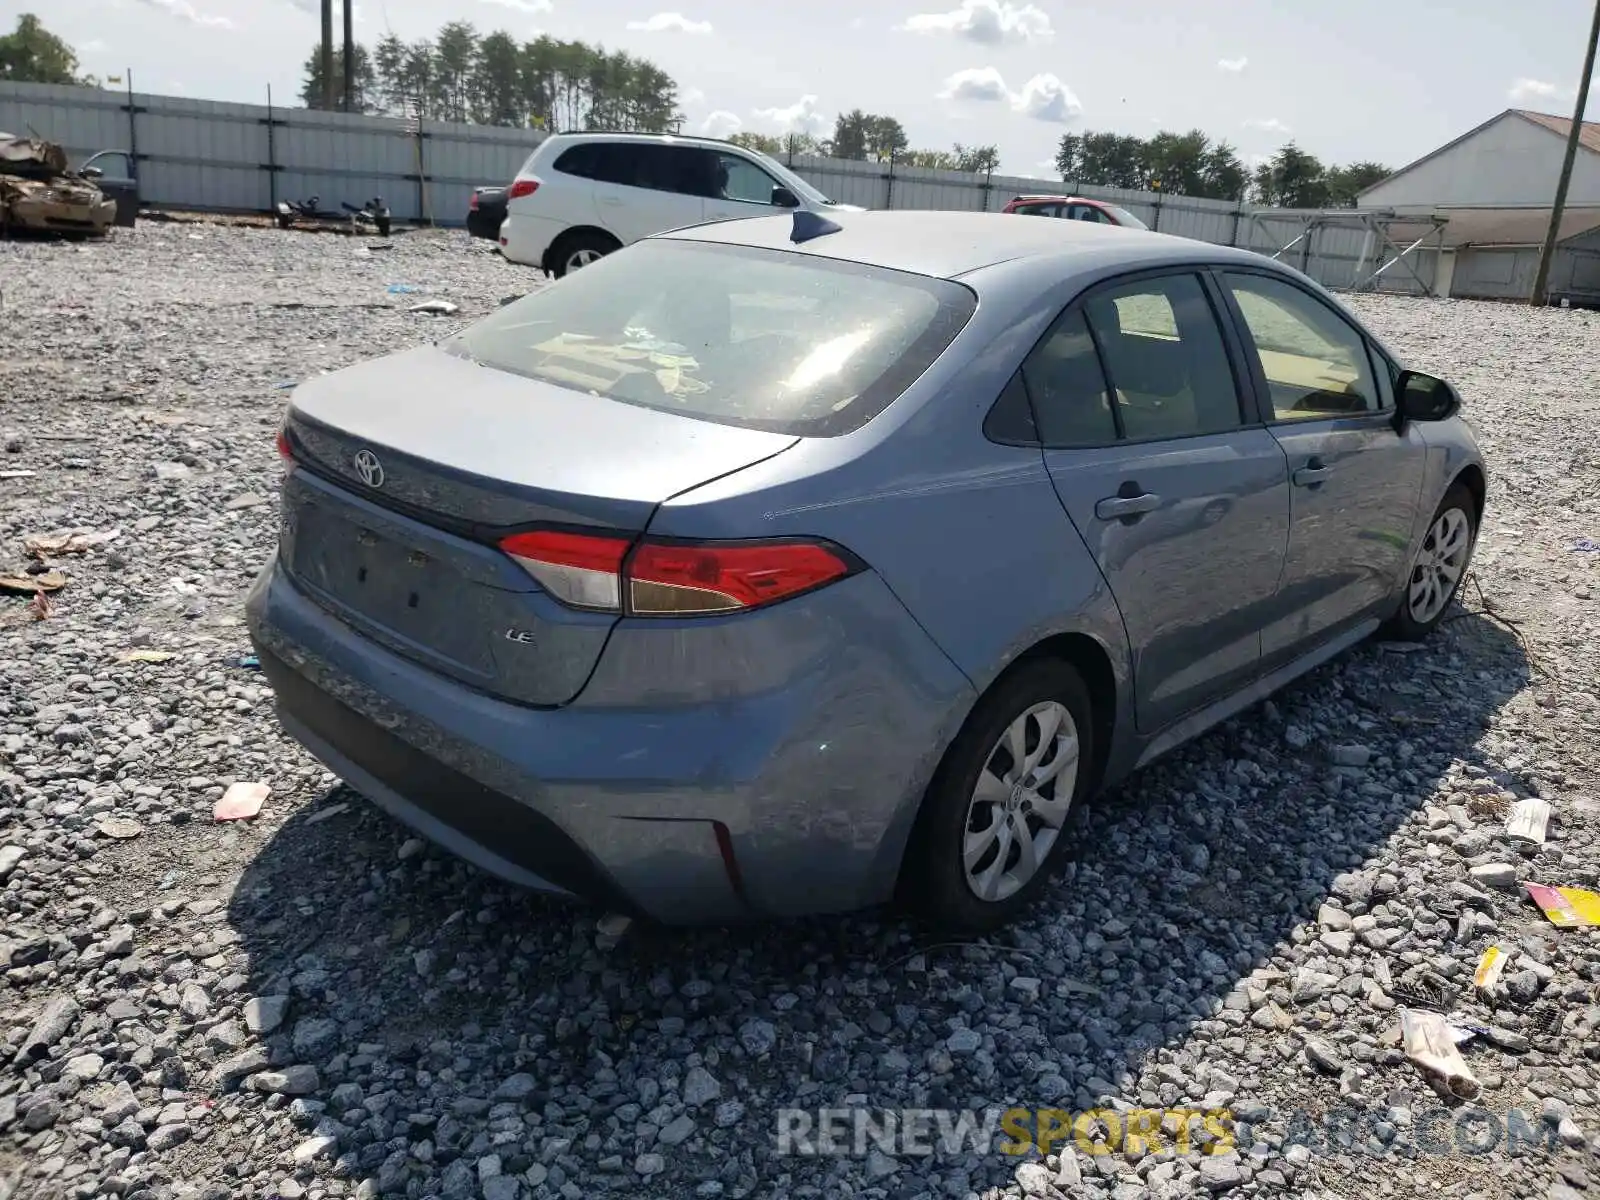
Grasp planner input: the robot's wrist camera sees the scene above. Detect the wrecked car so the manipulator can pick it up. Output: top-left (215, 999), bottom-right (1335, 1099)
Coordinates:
top-left (0, 133), bottom-right (118, 236)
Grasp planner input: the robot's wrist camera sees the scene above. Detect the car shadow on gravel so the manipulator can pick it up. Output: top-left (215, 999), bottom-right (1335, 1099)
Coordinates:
top-left (225, 610), bottom-right (1531, 1197)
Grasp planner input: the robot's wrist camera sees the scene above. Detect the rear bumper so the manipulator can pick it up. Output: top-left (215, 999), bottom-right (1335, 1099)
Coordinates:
top-left (497, 211), bottom-right (564, 269)
top-left (246, 554), bottom-right (974, 924)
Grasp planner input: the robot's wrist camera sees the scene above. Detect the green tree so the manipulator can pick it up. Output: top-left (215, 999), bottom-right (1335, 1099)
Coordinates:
top-left (953, 143), bottom-right (1000, 173)
top-left (1200, 142), bottom-right (1248, 200)
top-left (1325, 160), bottom-right (1390, 207)
top-left (903, 149), bottom-right (958, 169)
top-left (1253, 142), bottom-right (1330, 207)
top-left (865, 115), bottom-right (908, 162)
top-left (0, 13), bottom-right (87, 85)
top-left (728, 131), bottom-right (784, 154)
top-left (829, 109), bottom-right (873, 159)
top-left (298, 43), bottom-right (377, 112)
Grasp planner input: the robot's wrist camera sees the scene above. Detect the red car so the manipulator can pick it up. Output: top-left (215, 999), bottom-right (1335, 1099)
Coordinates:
top-left (1001, 194), bottom-right (1150, 229)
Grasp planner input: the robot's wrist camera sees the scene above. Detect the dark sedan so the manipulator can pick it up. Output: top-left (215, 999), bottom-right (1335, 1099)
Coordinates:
top-left (467, 185), bottom-right (507, 240)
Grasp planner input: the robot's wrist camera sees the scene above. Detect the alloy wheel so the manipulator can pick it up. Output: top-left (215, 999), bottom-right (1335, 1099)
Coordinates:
top-left (1408, 506), bottom-right (1471, 624)
top-left (962, 701), bottom-right (1080, 902)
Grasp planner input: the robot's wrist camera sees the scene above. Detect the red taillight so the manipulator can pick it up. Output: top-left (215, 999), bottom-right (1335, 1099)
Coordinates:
top-left (497, 531), bottom-right (855, 616)
top-left (275, 427), bottom-right (293, 461)
top-left (507, 179), bottom-right (539, 200)
top-left (469, 192), bottom-right (481, 210)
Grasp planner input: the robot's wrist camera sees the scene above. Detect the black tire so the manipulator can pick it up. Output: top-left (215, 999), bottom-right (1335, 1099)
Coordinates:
top-left (1380, 482), bottom-right (1477, 641)
top-left (900, 659), bottom-right (1097, 932)
top-left (549, 230), bottom-right (619, 278)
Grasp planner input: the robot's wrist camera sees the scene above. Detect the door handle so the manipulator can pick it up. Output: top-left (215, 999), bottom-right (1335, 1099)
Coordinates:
top-left (1095, 491), bottom-right (1160, 520)
top-left (1292, 458), bottom-right (1331, 487)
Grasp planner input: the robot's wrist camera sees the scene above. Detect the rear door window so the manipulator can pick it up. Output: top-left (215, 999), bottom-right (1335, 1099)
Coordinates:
top-left (444, 239), bottom-right (976, 437)
top-left (1081, 274), bottom-right (1245, 440)
top-left (1012, 202), bottom-right (1062, 217)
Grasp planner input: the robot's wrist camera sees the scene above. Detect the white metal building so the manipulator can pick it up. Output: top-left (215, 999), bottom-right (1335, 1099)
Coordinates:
top-left (1357, 108), bottom-right (1600, 303)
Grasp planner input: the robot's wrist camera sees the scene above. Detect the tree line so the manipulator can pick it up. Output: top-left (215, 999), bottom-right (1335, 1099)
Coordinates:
top-left (7, 12), bottom-right (1393, 209)
top-left (299, 24), bottom-right (682, 133)
top-left (1056, 129), bottom-right (1390, 208)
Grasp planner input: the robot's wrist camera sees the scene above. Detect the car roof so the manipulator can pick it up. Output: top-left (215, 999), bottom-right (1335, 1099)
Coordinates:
top-left (660, 209), bottom-right (1264, 281)
top-left (542, 130), bottom-right (741, 151)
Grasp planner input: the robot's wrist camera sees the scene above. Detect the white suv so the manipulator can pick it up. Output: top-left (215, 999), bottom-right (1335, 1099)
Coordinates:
top-left (498, 132), bottom-right (862, 277)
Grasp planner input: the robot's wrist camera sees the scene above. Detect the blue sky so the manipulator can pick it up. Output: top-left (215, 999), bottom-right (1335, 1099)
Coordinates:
top-left (9, 0), bottom-right (1599, 176)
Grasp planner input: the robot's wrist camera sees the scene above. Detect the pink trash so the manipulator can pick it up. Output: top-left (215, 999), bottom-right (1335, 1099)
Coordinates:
top-left (214, 782), bottom-right (269, 821)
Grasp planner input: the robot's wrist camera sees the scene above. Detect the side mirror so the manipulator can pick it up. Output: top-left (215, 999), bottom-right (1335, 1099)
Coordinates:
top-left (771, 185), bottom-right (800, 209)
top-left (81, 166), bottom-right (103, 179)
top-left (1394, 370), bottom-right (1461, 427)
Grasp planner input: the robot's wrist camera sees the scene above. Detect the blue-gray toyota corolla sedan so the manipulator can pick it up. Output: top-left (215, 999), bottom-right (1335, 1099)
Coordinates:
top-left (248, 209), bottom-right (1486, 930)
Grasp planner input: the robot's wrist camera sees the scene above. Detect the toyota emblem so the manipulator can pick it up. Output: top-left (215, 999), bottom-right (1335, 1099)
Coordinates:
top-left (352, 449), bottom-right (385, 488)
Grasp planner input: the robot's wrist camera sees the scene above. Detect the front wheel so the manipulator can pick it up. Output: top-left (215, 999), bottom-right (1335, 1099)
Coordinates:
top-left (550, 231), bottom-right (619, 278)
top-left (1382, 482), bottom-right (1477, 641)
top-left (900, 660), bottom-right (1096, 932)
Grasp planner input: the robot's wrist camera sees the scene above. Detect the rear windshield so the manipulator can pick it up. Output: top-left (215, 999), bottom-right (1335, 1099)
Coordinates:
top-left (1104, 204), bottom-right (1149, 230)
top-left (443, 240), bottom-right (976, 437)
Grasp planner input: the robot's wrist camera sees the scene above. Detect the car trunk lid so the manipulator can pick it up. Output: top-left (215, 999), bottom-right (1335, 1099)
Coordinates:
top-left (280, 345), bottom-right (797, 705)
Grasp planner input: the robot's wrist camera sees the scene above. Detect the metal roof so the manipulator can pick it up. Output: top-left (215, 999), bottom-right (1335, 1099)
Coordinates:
top-left (1511, 109), bottom-right (1600, 156)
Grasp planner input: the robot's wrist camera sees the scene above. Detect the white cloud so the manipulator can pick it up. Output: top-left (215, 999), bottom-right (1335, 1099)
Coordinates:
top-left (131, 0), bottom-right (233, 28)
top-left (80, 38), bottom-right (110, 54)
top-left (626, 12), bottom-right (713, 33)
top-left (700, 110), bottom-right (741, 138)
top-left (479, 0), bottom-right (552, 11)
top-left (1509, 77), bottom-right (1561, 103)
top-left (901, 0), bottom-right (1052, 44)
top-left (680, 86), bottom-right (706, 105)
top-left (753, 94), bottom-right (827, 135)
top-left (939, 68), bottom-right (1081, 123)
top-left (1013, 73), bottom-right (1081, 123)
top-left (939, 66), bottom-right (1011, 103)
top-left (1243, 117), bottom-right (1291, 134)
top-left (1217, 56), bottom-right (1248, 73)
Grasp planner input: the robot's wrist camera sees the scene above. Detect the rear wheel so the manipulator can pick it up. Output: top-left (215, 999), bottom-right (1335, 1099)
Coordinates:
top-left (901, 660), bottom-right (1095, 931)
top-left (1382, 482), bottom-right (1477, 641)
top-left (549, 230), bottom-right (619, 278)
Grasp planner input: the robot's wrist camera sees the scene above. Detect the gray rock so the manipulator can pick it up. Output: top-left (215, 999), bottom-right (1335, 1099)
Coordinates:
top-left (22, 994), bottom-right (80, 1059)
top-left (0, 844), bottom-right (25, 878)
top-left (1015, 1161), bottom-right (1053, 1196)
top-left (682, 1065), bottom-right (721, 1107)
top-left (658, 1114), bottom-right (696, 1146)
top-left (738, 1018), bottom-right (777, 1056)
top-left (493, 1072), bottom-right (538, 1101)
top-left (1469, 862), bottom-right (1519, 890)
top-left (249, 1065), bottom-right (320, 1095)
top-left (244, 995), bottom-right (288, 1034)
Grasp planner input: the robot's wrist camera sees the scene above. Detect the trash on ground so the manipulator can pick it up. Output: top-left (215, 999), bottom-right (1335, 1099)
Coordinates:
top-left (214, 781), bottom-right (269, 822)
top-left (1474, 945), bottom-right (1509, 997)
top-left (1390, 977), bottom-right (1458, 1012)
top-left (23, 528), bottom-right (119, 557)
top-left (409, 300), bottom-right (458, 315)
top-left (0, 570), bottom-right (66, 594)
top-left (273, 381), bottom-right (297, 390)
top-left (224, 492), bottom-right (267, 511)
top-left (0, 469), bottom-right (35, 480)
top-left (305, 802), bottom-right (349, 825)
top-left (1525, 882), bottom-right (1600, 927)
top-left (1505, 797), bottom-right (1551, 844)
top-left (118, 649), bottom-right (176, 664)
top-left (387, 283), bottom-right (421, 294)
top-left (597, 913), bottom-right (632, 939)
top-left (97, 818), bottom-right (141, 840)
top-left (1401, 1007), bottom-right (1482, 1099)
top-left (1570, 538), bottom-right (1600, 552)
top-left (237, 654), bottom-right (260, 670)
top-left (27, 589), bottom-right (52, 621)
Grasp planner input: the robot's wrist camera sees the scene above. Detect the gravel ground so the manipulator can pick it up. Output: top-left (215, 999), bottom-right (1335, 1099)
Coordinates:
top-left (2, 222), bottom-right (1600, 1200)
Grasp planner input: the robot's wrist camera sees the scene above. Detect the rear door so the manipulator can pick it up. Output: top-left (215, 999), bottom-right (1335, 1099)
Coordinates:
top-left (1066, 203), bottom-right (1112, 224)
top-left (1031, 270), bottom-right (1290, 733)
top-left (589, 143), bottom-right (707, 244)
top-left (1216, 269), bottom-right (1428, 667)
top-left (1011, 201), bottom-right (1064, 218)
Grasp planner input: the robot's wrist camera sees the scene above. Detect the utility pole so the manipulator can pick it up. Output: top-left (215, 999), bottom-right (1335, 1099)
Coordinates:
top-left (342, 0), bottom-right (355, 112)
top-left (319, 0), bottom-right (334, 111)
top-left (1531, 0), bottom-right (1600, 305)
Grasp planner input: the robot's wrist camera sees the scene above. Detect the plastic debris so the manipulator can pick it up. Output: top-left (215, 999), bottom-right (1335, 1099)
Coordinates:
top-left (23, 527), bottom-right (119, 557)
top-left (237, 654), bottom-right (260, 670)
top-left (1474, 945), bottom-right (1509, 997)
top-left (214, 781), bottom-right (269, 822)
top-left (27, 588), bottom-right (52, 621)
top-left (409, 300), bottom-right (459, 315)
top-left (306, 802), bottom-right (349, 825)
top-left (97, 818), bottom-right (142, 840)
top-left (1525, 882), bottom-right (1600, 927)
top-left (1571, 538), bottom-right (1600, 552)
top-left (387, 283), bottom-right (421, 294)
top-left (118, 649), bottom-right (176, 664)
top-left (0, 469), bottom-right (35, 480)
top-left (1505, 798), bottom-right (1552, 844)
top-left (0, 569), bottom-right (67, 595)
top-left (1401, 1008), bottom-right (1482, 1100)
